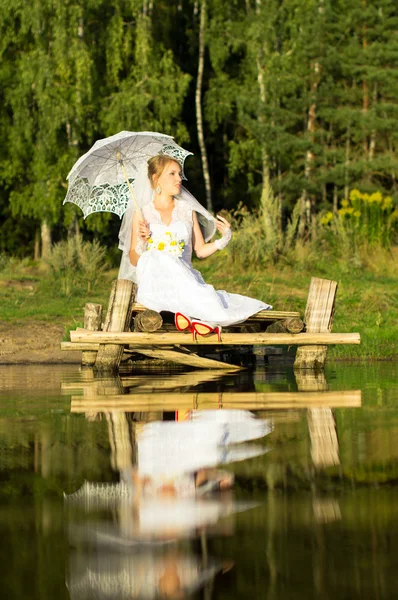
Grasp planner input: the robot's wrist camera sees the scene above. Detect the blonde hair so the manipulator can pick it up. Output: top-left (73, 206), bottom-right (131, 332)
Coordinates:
top-left (147, 155), bottom-right (177, 188)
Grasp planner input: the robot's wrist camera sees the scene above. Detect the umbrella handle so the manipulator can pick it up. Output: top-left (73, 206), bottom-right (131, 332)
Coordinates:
top-left (116, 150), bottom-right (143, 220)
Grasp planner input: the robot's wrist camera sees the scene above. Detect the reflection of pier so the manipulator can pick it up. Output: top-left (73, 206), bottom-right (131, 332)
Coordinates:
top-left (63, 368), bottom-right (361, 414)
top-left (70, 390), bottom-right (361, 413)
top-left (62, 368), bottom-right (361, 479)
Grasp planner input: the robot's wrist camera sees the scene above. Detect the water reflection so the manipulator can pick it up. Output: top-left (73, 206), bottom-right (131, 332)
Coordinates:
top-left (62, 365), bottom-right (360, 598)
top-left (1, 362), bottom-right (397, 599)
top-left (66, 405), bottom-right (272, 597)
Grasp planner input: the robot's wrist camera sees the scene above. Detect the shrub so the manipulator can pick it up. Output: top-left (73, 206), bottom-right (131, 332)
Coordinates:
top-left (44, 235), bottom-right (108, 295)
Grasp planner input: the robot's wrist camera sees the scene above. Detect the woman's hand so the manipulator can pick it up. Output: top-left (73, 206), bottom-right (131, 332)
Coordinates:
top-left (138, 220), bottom-right (151, 241)
top-left (215, 214), bottom-right (231, 235)
top-left (214, 214), bottom-right (232, 250)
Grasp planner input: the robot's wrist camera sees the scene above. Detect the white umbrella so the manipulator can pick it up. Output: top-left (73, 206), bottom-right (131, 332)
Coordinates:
top-left (63, 130), bottom-right (192, 218)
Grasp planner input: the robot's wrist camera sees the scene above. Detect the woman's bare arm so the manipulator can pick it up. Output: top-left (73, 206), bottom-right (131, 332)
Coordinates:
top-left (192, 212), bottom-right (231, 259)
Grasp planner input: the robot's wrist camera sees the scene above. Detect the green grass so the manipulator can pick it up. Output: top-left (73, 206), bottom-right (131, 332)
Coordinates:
top-left (0, 265), bottom-right (115, 326)
top-left (0, 254), bottom-right (397, 360)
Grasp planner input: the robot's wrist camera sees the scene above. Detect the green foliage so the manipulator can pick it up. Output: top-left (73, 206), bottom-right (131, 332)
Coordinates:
top-left (1, 0), bottom-right (398, 262)
top-left (44, 236), bottom-right (108, 295)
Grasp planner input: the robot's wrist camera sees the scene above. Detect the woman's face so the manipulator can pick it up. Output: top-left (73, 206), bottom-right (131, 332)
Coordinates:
top-left (156, 160), bottom-right (182, 196)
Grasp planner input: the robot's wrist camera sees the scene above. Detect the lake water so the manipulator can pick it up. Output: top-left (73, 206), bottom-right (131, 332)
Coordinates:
top-left (0, 361), bottom-right (397, 599)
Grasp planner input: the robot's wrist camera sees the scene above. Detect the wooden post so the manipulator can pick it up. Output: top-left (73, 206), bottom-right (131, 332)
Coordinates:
top-left (295, 370), bottom-right (340, 468)
top-left (81, 303), bottom-right (103, 366)
top-left (294, 277), bottom-right (338, 370)
top-left (94, 279), bottom-right (136, 371)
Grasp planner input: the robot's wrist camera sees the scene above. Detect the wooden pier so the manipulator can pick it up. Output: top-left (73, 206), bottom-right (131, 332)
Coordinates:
top-left (62, 276), bottom-right (360, 370)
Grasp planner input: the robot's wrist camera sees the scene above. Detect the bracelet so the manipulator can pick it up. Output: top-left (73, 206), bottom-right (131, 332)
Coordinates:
top-left (214, 228), bottom-right (232, 250)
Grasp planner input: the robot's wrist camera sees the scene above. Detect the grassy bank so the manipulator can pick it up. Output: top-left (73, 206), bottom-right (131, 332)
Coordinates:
top-left (0, 250), bottom-right (397, 360)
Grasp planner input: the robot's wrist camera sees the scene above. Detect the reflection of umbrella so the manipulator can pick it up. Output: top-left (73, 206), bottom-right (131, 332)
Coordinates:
top-left (63, 130), bottom-right (192, 218)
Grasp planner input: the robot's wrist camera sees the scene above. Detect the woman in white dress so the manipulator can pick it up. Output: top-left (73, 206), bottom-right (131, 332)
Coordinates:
top-left (118, 155), bottom-right (271, 336)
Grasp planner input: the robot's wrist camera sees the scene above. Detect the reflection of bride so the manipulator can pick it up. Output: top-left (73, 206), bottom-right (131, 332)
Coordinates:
top-left (67, 546), bottom-right (229, 600)
top-left (66, 410), bottom-right (268, 599)
top-left (134, 409), bottom-right (272, 498)
top-left (118, 155), bottom-right (272, 327)
top-left (66, 410), bottom-right (272, 541)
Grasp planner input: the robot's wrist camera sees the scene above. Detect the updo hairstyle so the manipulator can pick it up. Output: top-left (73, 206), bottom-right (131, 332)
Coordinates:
top-left (147, 155), bottom-right (175, 189)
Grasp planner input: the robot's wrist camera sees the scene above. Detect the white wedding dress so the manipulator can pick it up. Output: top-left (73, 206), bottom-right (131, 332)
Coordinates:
top-left (135, 198), bottom-right (272, 326)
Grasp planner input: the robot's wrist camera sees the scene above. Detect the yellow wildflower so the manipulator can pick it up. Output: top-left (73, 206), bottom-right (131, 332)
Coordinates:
top-left (353, 210), bottom-right (361, 218)
top-left (369, 191), bottom-right (383, 204)
top-left (349, 189), bottom-right (361, 202)
top-left (157, 242), bottom-right (165, 250)
top-left (170, 240), bottom-right (177, 246)
top-left (147, 238), bottom-right (153, 244)
top-left (341, 199), bottom-right (349, 208)
top-left (165, 231), bottom-right (172, 236)
top-left (382, 196), bottom-right (393, 210)
top-left (320, 211), bottom-right (333, 225)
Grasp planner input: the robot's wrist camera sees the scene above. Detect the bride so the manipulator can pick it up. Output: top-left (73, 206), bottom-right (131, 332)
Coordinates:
top-left (118, 155), bottom-right (271, 335)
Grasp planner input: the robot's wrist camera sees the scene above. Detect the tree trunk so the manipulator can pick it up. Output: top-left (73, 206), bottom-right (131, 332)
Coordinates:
top-left (256, 40), bottom-right (278, 246)
top-left (362, 1), bottom-right (369, 156)
top-left (195, 0), bottom-right (213, 211)
top-left (368, 84), bottom-right (377, 161)
top-left (299, 61), bottom-right (320, 238)
top-left (344, 126), bottom-right (351, 201)
top-left (34, 229), bottom-right (40, 260)
top-left (40, 219), bottom-right (52, 258)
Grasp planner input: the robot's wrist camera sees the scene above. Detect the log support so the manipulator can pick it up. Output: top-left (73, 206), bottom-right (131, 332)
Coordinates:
top-left (94, 279), bottom-right (136, 372)
top-left (294, 277), bottom-right (338, 371)
top-left (81, 303), bottom-right (102, 366)
top-left (133, 309), bottom-right (163, 332)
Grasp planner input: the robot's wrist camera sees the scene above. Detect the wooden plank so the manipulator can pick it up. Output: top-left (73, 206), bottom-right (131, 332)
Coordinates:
top-left (121, 370), bottom-right (229, 389)
top-left (61, 342), bottom-right (100, 351)
top-left (130, 346), bottom-right (240, 370)
top-left (294, 277), bottom-right (339, 370)
top-left (70, 330), bottom-right (360, 346)
top-left (70, 390), bottom-right (361, 412)
top-left (94, 280), bottom-right (136, 371)
top-left (61, 342), bottom-right (239, 369)
top-left (131, 303), bottom-right (300, 321)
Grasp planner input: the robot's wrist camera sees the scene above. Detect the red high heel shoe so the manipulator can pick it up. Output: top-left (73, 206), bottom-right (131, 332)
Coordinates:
top-left (191, 320), bottom-right (222, 342)
top-left (175, 312), bottom-right (193, 332)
